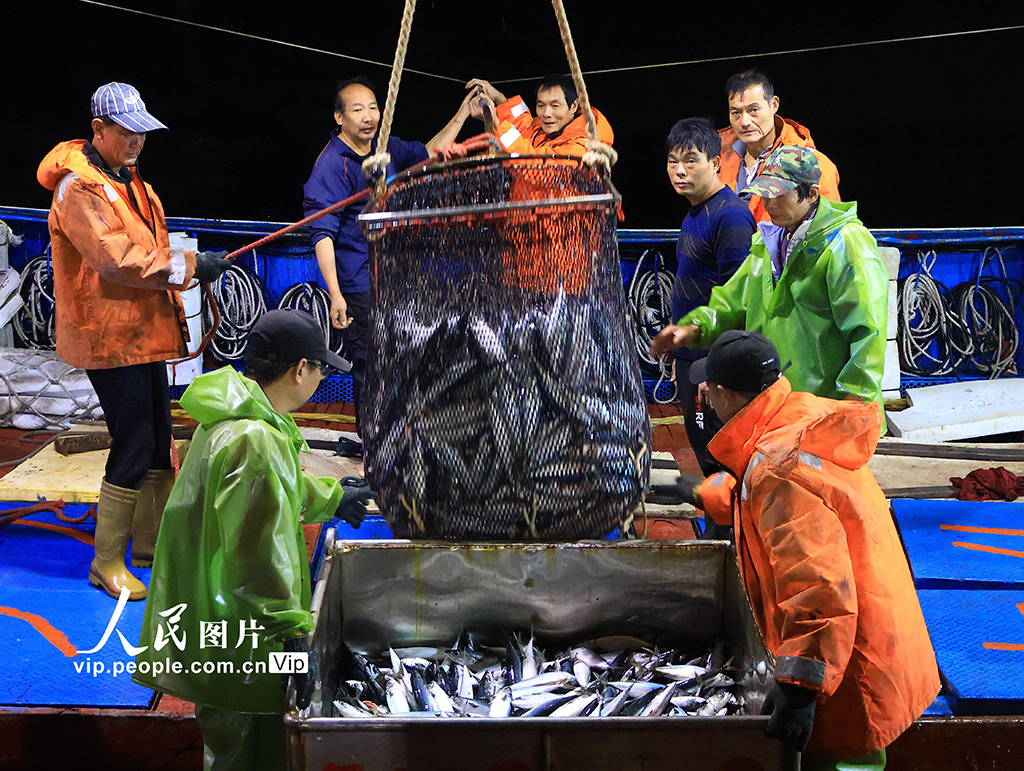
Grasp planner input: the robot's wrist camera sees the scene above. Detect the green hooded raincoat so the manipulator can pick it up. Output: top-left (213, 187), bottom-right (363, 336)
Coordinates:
top-left (133, 367), bottom-right (342, 713)
top-left (680, 198), bottom-right (888, 418)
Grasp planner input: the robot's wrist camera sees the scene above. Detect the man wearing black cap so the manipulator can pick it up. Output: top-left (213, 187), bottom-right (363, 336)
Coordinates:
top-left (37, 82), bottom-right (234, 601)
top-left (134, 309), bottom-right (370, 770)
top-left (689, 331), bottom-right (939, 769)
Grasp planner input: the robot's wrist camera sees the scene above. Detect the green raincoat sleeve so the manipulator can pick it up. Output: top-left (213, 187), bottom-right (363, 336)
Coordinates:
top-left (678, 253), bottom-right (755, 346)
top-left (823, 226), bottom-right (888, 401)
top-left (302, 472), bottom-right (345, 525)
top-left (214, 428), bottom-right (322, 643)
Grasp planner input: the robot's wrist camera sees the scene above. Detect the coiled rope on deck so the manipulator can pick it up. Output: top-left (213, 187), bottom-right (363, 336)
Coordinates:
top-left (14, 253), bottom-right (56, 351)
top-left (203, 262), bottom-right (268, 361)
top-left (626, 250), bottom-right (676, 404)
top-left (898, 248), bottom-right (1021, 378)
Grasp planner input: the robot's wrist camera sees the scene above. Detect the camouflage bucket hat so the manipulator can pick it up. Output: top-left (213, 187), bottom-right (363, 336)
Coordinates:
top-left (741, 145), bottom-right (821, 199)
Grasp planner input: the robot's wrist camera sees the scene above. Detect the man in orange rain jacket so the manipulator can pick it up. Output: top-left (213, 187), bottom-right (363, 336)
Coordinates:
top-left (718, 70), bottom-right (840, 223)
top-left (37, 83), bottom-right (230, 602)
top-left (690, 330), bottom-right (939, 769)
top-left (466, 74), bottom-right (614, 156)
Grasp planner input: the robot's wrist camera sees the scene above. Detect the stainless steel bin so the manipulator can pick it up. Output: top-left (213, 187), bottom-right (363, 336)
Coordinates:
top-left (286, 537), bottom-right (796, 771)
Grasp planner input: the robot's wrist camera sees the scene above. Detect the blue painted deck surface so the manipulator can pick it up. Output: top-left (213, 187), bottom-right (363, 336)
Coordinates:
top-left (892, 499), bottom-right (1024, 589)
top-left (0, 504), bottom-right (154, 707)
top-left (894, 499), bottom-right (1024, 714)
top-left (917, 589), bottom-right (1024, 715)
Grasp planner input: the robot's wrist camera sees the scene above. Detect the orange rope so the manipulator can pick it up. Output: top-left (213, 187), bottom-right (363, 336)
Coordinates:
top-left (0, 500), bottom-right (77, 530)
top-left (190, 135), bottom-right (500, 359)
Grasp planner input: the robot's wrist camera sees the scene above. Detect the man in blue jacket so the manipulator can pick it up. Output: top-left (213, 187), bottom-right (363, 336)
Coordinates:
top-left (662, 118), bottom-right (754, 508)
top-left (303, 77), bottom-right (439, 447)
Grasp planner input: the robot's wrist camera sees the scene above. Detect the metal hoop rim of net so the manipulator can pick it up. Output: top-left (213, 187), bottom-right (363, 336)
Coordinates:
top-left (390, 152), bottom-right (601, 187)
top-left (362, 154), bottom-right (623, 233)
top-left (359, 192), bottom-right (619, 228)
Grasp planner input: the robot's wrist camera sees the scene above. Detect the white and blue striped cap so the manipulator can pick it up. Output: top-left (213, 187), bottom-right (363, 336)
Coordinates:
top-left (90, 82), bottom-right (168, 133)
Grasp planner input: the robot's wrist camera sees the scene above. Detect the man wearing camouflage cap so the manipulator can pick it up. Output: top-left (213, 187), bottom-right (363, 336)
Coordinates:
top-left (654, 144), bottom-right (887, 412)
top-left (652, 145), bottom-right (888, 520)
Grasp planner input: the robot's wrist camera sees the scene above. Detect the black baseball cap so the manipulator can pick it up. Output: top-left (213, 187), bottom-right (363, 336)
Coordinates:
top-left (245, 309), bottom-right (352, 373)
top-left (689, 330), bottom-right (784, 392)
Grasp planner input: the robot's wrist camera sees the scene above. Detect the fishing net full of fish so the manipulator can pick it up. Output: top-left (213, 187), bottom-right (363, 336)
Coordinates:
top-left (360, 156), bottom-right (652, 541)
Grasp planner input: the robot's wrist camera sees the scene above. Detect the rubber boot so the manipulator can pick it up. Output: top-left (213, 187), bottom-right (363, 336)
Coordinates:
top-left (89, 479), bottom-right (147, 601)
top-left (130, 469), bottom-right (175, 568)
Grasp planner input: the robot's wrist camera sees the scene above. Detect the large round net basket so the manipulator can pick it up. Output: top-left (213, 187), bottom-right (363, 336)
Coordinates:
top-left (359, 155), bottom-right (651, 540)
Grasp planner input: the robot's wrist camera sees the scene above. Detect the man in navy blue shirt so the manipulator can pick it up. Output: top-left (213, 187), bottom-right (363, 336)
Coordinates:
top-left (303, 77), bottom-right (441, 444)
top-left (658, 118), bottom-right (755, 497)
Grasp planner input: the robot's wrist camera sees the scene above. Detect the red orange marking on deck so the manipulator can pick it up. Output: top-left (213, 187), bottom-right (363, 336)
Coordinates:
top-left (942, 524), bottom-right (1024, 537)
top-left (951, 541), bottom-right (1024, 559)
top-left (945, 526), bottom-right (1024, 651)
top-left (984, 603), bottom-right (1024, 652)
top-left (0, 606), bottom-right (77, 657)
top-left (983, 642), bottom-right (1024, 651)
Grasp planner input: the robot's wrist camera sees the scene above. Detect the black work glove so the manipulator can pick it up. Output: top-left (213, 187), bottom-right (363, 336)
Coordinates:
top-left (335, 481), bottom-right (375, 528)
top-left (675, 473), bottom-right (704, 507)
top-left (282, 636), bottom-right (318, 710)
top-left (761, 681), bottom-right (817, 751)
top-left (193, 250), bottom-right (231, 283)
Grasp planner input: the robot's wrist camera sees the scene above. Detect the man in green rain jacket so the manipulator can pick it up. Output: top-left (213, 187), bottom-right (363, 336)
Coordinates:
top-left (652, 146), bottom-right (888, 524)
top-left (133, 309), bottom-right (372, 771)
top-left (653, 144), bottom-right (887, 412)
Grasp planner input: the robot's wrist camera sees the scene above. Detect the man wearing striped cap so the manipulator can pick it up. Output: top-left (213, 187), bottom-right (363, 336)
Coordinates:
top-left (37, 83), bottom-right (231, 601)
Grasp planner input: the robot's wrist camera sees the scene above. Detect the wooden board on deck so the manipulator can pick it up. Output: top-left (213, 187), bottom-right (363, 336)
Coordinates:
top-left (887, 380), bottom-right (1024, 442)
top-left (0, 439), bottom-right (189, 503)
top-left (0, 433), bottom-right (690, 521)
top-left (870, 438), bottom-right (1024, 496)
top-left (0, 441), bottom-right (109, 503)
top-left (645, 451), bottom-right (699, 520)
top-left (0, 443), bottom-right (373, 509)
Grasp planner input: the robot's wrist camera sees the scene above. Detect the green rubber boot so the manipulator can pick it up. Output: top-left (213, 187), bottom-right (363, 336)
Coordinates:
top-left (89, 479), bottom-right (147, 601)
top-left (130, 469), bottom-right (175, 568)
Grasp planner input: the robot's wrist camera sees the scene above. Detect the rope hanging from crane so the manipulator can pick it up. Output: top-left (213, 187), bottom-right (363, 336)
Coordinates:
top-left (181, 0), bottom-right (615, 361)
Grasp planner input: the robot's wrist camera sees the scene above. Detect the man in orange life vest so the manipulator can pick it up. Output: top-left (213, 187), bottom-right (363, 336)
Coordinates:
top-left (718, 70), bottom-right (840, 223)
top-left (463, 74), bottom-right (614, 156)
top-left (37, 83), bottom-right (231, 601)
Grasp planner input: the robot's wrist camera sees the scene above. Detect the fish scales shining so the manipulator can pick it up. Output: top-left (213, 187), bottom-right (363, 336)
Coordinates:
top-left (337, 633), bottom-right (744, 720)
top-left (366, 285), bottom-right (650, 540)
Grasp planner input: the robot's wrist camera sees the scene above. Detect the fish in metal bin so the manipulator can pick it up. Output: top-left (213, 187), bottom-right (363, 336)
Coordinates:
top-left (333, 630), bottom-right (745, 719)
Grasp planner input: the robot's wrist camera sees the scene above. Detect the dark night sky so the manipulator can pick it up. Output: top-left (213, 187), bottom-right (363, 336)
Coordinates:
top-left (3, 1), bottom-right (1022, 230)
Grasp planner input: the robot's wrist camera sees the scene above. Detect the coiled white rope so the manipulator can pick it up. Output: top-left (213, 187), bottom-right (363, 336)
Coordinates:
top-left (898, 248), bottom-right (1021, 378)
top-left (277, 282), bottom-right (345, 356)
top-left (951, 247), bottom-right (1020, 378)
top-left (14, 253), bottom-right (56, 351)
top-left (898, 250), bottom-right (972, 376)
top-left (626, 249), bottom-right (675, 403)
top-left (202, 262), bottom-right (268, 362)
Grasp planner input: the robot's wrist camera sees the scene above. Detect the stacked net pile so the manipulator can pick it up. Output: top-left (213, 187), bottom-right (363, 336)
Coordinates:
top-left (360, 157), bottom-right (651, 540)
top-left (0, 348), bottom-right (103, 429)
